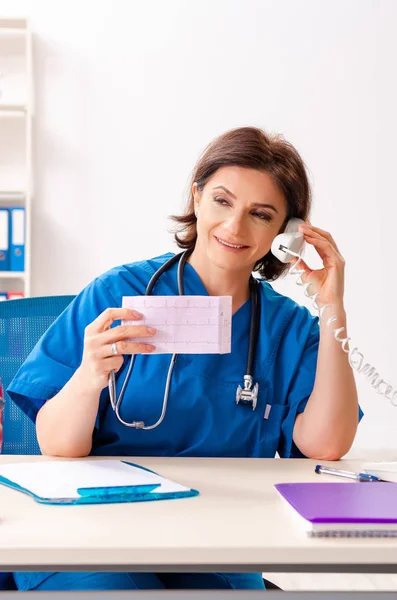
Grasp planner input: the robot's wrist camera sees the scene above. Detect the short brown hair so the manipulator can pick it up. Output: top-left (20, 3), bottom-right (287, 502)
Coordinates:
top-left (171, 126), bottom-right (312, 280)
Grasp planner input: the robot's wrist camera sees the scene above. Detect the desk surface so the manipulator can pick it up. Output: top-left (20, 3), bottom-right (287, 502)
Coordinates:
top-left (1, 455), bottom-right (397, 573)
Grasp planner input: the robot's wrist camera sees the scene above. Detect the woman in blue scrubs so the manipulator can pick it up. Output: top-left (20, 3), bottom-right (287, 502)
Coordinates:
top-left (7, 126), bottom-right (361, 591)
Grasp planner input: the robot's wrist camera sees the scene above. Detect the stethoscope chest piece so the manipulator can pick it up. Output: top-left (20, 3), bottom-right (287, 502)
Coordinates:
top-left (236, 375), bottom-right (259, 410)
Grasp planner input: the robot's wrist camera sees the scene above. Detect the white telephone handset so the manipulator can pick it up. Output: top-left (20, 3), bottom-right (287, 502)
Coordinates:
top-left (271, 218), bottom-right (305, 263)
top-left (270, 218), bottom-right (396, 406)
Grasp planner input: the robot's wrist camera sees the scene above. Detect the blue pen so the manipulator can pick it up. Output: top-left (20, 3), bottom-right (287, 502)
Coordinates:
top-left (315, 464), bottom-right (382, 482)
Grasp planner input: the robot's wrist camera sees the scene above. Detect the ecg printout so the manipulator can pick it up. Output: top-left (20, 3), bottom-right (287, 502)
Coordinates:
top-left (122, 296), bottom-right (232, 354)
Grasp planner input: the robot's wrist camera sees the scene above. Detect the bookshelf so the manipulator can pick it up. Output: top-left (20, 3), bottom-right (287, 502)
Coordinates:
top-left (0, 17), bottom-right (32, 297)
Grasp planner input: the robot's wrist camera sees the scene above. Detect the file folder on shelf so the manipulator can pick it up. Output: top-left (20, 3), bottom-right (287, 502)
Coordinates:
top-left (0, 459), bottom-right (199, 505)
top-left (9, 207), bottom-right (25, 272)
top-left (0, 208), bottom-right (9, 271)
top-left (7, 291), bottom-right (24, 300)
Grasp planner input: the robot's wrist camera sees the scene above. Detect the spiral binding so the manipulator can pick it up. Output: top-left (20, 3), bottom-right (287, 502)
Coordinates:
top-left (309, 530), bottom-right (397, 538)
top-left (286, 251), bottom-right (397, 407)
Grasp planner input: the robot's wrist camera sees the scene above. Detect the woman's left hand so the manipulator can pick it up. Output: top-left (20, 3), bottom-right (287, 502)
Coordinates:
top-left (293, 222), bottom-right (346, 308)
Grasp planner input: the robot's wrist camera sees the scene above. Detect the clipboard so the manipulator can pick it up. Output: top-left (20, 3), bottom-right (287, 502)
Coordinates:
top-left (0, 459), bottom-right (199, 505)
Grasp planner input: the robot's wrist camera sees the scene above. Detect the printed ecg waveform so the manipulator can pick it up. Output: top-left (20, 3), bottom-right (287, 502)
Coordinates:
top-left (122, 295), bottom-right (232, 354)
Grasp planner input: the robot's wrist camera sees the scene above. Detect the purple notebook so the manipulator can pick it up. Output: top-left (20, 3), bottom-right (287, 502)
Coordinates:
top-left (275, 482), bottom-right (397, 537)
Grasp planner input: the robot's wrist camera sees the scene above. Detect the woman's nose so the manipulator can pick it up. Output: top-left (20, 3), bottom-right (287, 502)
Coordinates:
top-left (225, 214), bottom-right (245, 235)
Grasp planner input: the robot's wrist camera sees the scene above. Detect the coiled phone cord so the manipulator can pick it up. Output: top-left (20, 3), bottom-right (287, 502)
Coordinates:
top-left (287, 251), bottom-right (397, 407)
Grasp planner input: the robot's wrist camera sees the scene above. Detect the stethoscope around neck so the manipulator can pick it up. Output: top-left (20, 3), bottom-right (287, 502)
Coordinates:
top-left (108, 249), bottom-right (261, 430)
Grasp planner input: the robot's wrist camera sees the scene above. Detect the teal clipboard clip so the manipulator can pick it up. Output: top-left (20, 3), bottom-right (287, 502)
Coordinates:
top-left (45, 484), bottom-right (161, 505)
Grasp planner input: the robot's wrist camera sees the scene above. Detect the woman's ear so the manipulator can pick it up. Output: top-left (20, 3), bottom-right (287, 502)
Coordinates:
top-left (192, 182), bottom-right (200, 217)
top-left (192, 182), bottom-right (200, 200)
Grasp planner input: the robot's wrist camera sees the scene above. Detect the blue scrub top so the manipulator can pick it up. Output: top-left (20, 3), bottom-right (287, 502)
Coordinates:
top-left (8, 252), bottom-right (322, 461)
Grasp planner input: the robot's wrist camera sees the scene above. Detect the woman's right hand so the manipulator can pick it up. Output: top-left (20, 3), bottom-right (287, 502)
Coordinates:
top-left (79, 308), bottom-right (156, 391)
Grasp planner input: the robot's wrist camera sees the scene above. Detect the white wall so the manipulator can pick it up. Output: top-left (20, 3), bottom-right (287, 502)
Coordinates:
top-left (1, 0), bottom-right (396, 453)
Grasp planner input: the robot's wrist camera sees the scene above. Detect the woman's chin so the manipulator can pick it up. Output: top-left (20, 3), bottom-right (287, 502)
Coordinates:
top-left (208, 248), bottom-right (250, 272)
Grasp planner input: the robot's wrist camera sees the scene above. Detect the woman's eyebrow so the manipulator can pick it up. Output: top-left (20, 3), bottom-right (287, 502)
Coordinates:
top-left (213, 185), bottom-right (237, 199)
top-left (213, 185), bottom-right (278, 214)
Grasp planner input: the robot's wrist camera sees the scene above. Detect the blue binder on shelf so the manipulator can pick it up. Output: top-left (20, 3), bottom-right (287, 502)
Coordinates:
top-left (9, 207), bottom-right (25, 272)
top-left (0, 208), bottom-right (10, 271)
top-left (0, 459), bottom-right (199, 506)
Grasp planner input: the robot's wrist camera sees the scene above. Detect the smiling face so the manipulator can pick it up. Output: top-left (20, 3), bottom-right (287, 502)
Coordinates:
top-left (192, 166), bottom-right (288, 275)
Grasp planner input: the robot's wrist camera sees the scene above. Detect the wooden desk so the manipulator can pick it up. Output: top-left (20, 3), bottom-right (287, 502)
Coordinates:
top-left (0, 456), bottom-right (396, 574)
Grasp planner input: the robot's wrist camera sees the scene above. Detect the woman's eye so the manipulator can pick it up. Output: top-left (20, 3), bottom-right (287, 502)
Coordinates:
top-left (213, 196), bottom-right (229, 206)
top-left (253, 211), bottom-right (272, 222)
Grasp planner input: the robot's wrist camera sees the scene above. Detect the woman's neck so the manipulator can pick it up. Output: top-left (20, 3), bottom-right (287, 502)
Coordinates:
top-left (187, 249), bottom-right (252, 314)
